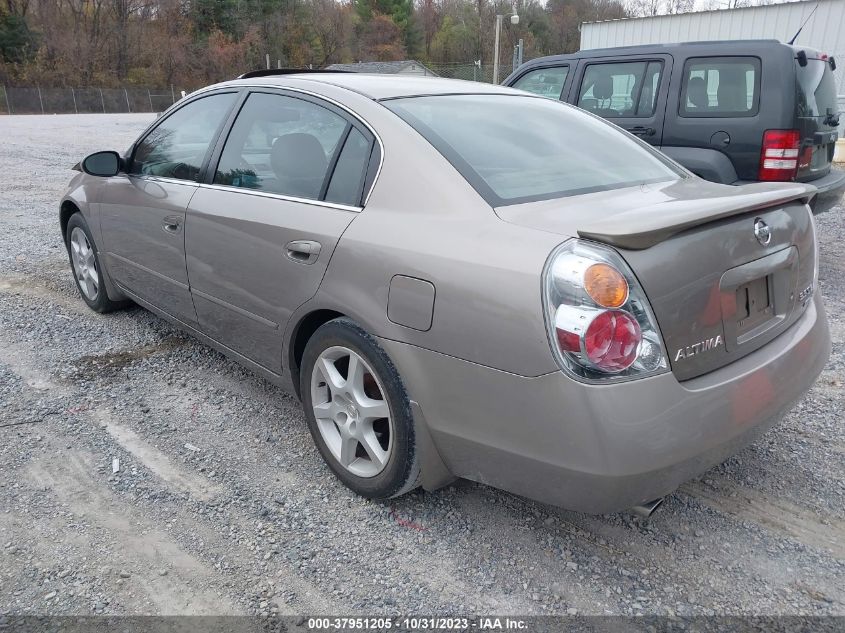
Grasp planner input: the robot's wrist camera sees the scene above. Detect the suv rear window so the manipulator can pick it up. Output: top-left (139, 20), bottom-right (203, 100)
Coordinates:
top-left (796, 59), bottom-right (839, 118)
top-left (385, 94), bottom-right (683, 206)
top-left (680, 57), bottom-right (760, 117)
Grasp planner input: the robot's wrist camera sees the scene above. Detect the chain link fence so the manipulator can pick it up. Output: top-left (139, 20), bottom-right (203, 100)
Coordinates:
top-left (0, 86), bottom-right (181, 115)
top-left (427, 63), bottom-right (497, 84)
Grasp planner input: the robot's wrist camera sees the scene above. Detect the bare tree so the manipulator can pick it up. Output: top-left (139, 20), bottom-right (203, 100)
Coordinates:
top-left (310, 0), bottom-right (353, 65)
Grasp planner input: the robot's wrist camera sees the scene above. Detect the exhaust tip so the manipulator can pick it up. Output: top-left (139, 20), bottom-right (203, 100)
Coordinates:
top-left (630, 497), bottom-right (664, 519)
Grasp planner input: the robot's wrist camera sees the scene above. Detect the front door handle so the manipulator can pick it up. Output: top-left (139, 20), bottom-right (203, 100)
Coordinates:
top-left (628, 126), bottom-right (656, 137)
top-left (285, 240), bottom-right (322, 265)
top-left (162, 215), bottom-right (183, 234)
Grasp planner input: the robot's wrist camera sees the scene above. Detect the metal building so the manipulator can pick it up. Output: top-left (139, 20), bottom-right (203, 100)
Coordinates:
top-left (580, 0), bottom-right (844, 145)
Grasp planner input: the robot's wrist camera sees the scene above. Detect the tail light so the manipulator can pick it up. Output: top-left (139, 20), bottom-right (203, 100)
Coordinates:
top-left (543, 240), bottom-right (668, 382)
top-left (759, 129), bottom-right (800, 181)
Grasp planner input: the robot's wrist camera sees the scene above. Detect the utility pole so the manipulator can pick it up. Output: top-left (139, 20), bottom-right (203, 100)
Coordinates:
top-left (513, 39), bottom-right (523, 73)
top-left (493, 14), bottom-right (502, 85)
top-left (492, 1), bottom-right (519, 85)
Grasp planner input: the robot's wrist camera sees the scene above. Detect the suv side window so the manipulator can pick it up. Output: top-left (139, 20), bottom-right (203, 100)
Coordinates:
top-left (130, 92), bottom-right (237, 181)
top-left (214, 92), bottom-right (363, 202)
top-left (577, 61), bottom-right (663, 118)
top-left (512, 66), bottom-right (569, 99)
top-left (680, 57), bottom-right (761, 117)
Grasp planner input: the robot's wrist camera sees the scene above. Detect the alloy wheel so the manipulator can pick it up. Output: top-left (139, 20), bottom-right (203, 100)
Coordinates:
top-left (69, 227), bottom-right (99, 301)
top-left (310, 346), bottom-right (393, 478)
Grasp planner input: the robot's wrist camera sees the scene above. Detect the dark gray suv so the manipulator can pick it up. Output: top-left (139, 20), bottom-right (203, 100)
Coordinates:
top-left (505, 40), bottom-right (845, 211)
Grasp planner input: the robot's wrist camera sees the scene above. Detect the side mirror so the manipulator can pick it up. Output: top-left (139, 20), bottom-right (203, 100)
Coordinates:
top-left (82, 151), bottom-right (122, 177)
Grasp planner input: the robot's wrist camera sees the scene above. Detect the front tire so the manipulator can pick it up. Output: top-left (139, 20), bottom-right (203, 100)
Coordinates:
top-left (301, 318), bottom-right (420, 500)
top-left (65, 212), bottom-right (126, 313)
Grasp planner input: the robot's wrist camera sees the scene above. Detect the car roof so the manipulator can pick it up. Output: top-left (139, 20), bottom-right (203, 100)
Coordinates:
top-left (218, 73), bottom-right (523, 101)
top-left (516, 39), bottom-right (815, 67)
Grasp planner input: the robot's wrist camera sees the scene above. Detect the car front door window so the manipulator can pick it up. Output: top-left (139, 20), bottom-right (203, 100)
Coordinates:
top-left (512, 66), bottom-right (569, 100)
top-left (130, 92), bottom-right (237, 181)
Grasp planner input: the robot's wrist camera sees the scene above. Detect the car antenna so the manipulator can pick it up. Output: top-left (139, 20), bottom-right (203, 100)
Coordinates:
top-left (787, 2), bottom-right (819, 45)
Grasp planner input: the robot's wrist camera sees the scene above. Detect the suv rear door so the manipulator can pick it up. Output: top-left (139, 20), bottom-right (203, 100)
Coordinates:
top-left (566, 54), bottom-right (672, 146)
top-left (795, 54), bottom-right (840, 182)
top-left (663, 55), bottom-right (765, 182)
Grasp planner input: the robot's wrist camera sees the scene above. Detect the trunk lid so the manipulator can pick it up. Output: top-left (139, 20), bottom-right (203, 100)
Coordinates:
top-left (794, 54), bottom-right (840, 181)
top-left (496, 178), bottom-right (818, 381)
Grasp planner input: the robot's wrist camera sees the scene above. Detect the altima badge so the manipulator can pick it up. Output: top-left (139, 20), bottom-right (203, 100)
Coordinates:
top-left (674, 335), bottom-right (723, 362)
top-left (754, 218), bottom-right (772, 245)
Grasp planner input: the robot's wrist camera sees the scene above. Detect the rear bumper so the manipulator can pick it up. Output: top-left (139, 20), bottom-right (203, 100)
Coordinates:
top-left (806, 169), bottom-right (845, 212)
top-left (380, 293), bottom-right (830, 514)
top-left (805, 168), bottom-right (845, 195)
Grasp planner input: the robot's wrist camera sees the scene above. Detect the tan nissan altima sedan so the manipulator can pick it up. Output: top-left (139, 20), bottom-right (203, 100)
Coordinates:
top-left (60, 72), bottom-right (830, 515)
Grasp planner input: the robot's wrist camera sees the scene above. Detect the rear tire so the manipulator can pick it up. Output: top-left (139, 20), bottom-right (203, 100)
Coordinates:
top-left (300, 318), bottom-right (420, 500)
top-left (65, 212), bottom-right (127, 313)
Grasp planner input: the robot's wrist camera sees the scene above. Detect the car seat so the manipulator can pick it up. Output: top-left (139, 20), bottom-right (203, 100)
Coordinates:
top-left (591, 75), bottom-right (619, 117)
top-left (270, 133), bottom-right (328, 199)
top-left (687, 76), bottom-right (709, 110)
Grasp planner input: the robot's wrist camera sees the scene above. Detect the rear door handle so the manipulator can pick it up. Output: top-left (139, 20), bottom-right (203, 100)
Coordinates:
top-left (285, 240), bottom-right (322, 265)
top-left (628, 126), bottom-right (656, 137)
top-left (162, 215), bottom-right (183, 234)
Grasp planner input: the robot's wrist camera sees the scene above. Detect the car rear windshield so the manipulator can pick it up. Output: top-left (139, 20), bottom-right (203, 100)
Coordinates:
top-left (796, 59), bottom-right (839, 118)
top-left (384, 94), bottom-right (684, 206)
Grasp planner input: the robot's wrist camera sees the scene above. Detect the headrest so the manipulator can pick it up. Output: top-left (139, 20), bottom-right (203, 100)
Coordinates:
top-left (592, 75), bottom-right (614, 100)
top-left (270, 133), bottom-right (328, 180)
top-left (688, 76), bottom-right (709, 108)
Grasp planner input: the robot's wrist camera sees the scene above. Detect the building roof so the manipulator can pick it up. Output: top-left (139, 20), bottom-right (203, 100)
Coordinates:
top-left (325, 60), bottom-right (438, 76)
top-left (581, 0), bottom-right (830, 25)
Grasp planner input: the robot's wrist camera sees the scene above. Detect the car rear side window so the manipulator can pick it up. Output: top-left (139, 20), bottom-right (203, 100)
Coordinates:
top-left (577, 61), bottom-right (663, 118)
top-left (213, 92), bottom-right (349, 202)
top-left (385, 94), bottom-right (683, 207)
top-left (512, 66), bottom-right (569, 99)
top-left (325, 127), bottom-right (371, 206)
top-left (130, 92), bottom-right (237, 181)
top-left (680, 57), bottom-right (761, 117)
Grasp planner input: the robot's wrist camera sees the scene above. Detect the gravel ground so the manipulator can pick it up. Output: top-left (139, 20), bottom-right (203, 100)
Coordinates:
top-left (0, 113), bottom-right (843, 617)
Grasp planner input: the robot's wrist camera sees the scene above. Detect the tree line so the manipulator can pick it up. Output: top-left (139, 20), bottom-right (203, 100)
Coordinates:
top-left (0, 0), bottom-right (772, 88)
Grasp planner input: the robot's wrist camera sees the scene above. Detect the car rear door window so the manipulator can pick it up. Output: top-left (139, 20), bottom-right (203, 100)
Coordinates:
top-left (130, 92), bottom-right (237, 181)
top-left (214, 92), bottom-right (349, 201)
top-left (680, 57), bottom-right (760, 117)
top-left (512, 66), bottom-right (569, 99)
top-left (577, 61), bottom-right (663, 118)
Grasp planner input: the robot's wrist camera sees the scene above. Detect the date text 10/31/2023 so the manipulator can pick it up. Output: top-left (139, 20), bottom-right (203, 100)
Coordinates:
top-left (307, 617), bottom-right (529, 630)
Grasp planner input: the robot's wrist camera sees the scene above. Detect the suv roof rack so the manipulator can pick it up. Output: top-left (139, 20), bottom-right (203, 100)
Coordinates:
top-left (237, 68), bottom-right (350, 79)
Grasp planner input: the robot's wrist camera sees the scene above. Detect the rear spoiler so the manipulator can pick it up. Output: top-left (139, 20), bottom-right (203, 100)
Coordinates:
top-left (578, 182), bottom-right (816, 250)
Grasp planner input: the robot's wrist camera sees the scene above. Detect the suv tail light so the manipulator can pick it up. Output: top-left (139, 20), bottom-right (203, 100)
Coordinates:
top-left (543, 240), bottom-right (668, 382)
top-left (759, 129), bottom-right (800, 181)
